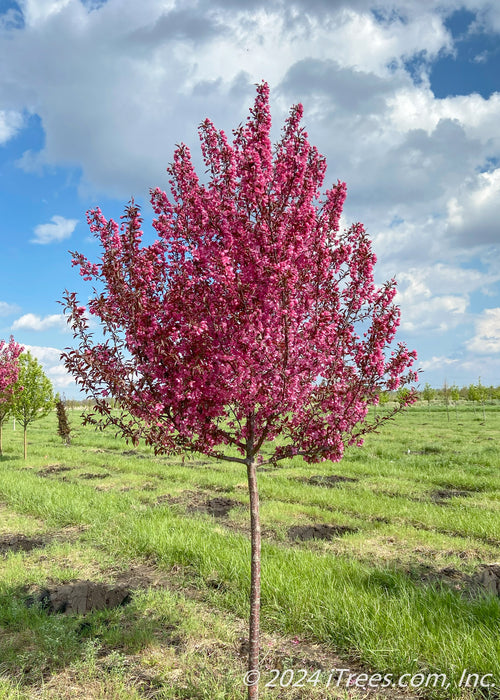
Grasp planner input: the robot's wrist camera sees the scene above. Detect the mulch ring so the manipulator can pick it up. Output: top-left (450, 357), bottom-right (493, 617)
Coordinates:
top-left (300, 474), bottom-right (359, 487)
top-left (288, 523), bottom-right (358, 542)
top-left (0, 533), bottom-right (47, 555)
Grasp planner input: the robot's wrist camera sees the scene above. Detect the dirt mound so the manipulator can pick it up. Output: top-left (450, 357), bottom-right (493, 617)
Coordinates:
top-left (78, 472), bottom-right (110, 479)
top-left (305, 474), bottom-right (358, 487)
top-left (0, 533), bottom-right (46, 555)
top-left (189, 497), bottom-right (241, 517)
top-left (38, 465), bottom-right (72, 476)
top-left (288, 523), bottom-right (357, 541)
top-left (406, 563), bottom-right (500, 598)
top-left (27, 580), bottom-right (131, 615)
top-left (475, 564), bottom-right (500, 596)
top-left (154, 494), bottom-right (174, 506)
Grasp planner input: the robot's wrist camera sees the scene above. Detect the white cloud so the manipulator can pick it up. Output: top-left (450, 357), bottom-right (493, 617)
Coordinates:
top-left (12, 313), bottom-right (68, 332)
top-left (446, 168), bottom-right (500, 246)
top-left (0, 0), bottom-right (477, 203)
top-left (0, 6), bottom-right (24, 30)
top-left (387, 89), bottom-right (500, 142)
top-left (420, 356), bottom-right (459, 371)
top-left (472, 50), bottom-right (488, 64)
top-left (0, 110), bottom-right (24, 144)
top-left (16, 149), bottom-right (48, 175)
top-left (22, 345), bottom-right (62, 364)
top-left (0, 0), bottom-right (495, 246)
top-left (395, 262), bottom-right (500, 297)
top-left (466, 308), bottom-right (500, 354)
top-left (31, 215), bottom-right (78, 244)
top-left (22, 344), bottom-right (76, 390)
top-left (45, 364), bottom-right (77, 388)
top-left (395, 268), bottom-right (470, 333)
top-left (20, 0), bottom-right (73, 27)
top-left (0, 302), bottom-right (20, 317)
top-left (325, 9), bottom-right (451, 75)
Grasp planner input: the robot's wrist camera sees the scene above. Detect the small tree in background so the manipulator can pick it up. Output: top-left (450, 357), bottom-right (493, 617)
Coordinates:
top-left (0, 337), bottom-right (23, 456)
top-left (62, 82), bottom-right (418, 699)
top-left (476, 377), bottom-right (487, 421)
top-left (396, 386), bottom-right (413, 405)
top-left (422, 382), bottom-right (435, 412)
top-left (12, 351), bottom-right (54, 459)
top-left (55, 394), bottom-right (72, 445)
top-left (450, 384), bottom-right (460, 419)
top-left (442, 380), bottom-right (450, 422)
top-left (372, 389), bottom-right (391, 419)
top-left (467, 382), bottom-right (480, 415)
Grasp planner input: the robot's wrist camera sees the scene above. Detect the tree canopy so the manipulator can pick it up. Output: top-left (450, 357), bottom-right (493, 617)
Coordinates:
top-left (63, 83), bottom-right (417, 466)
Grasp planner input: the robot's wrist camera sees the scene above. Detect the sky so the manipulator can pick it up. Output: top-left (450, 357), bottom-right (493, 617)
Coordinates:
top-left (0, 0), bottom-right (499, 397)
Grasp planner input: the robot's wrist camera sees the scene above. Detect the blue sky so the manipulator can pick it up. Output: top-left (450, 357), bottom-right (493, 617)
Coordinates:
top-left (0, 0), bottom-right (499, 396)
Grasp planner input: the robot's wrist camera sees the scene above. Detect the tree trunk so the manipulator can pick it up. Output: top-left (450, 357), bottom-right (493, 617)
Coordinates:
top-left (23, 426), bottom-right (27, 460)
top-left (246, 458), bottom-right (261, 699)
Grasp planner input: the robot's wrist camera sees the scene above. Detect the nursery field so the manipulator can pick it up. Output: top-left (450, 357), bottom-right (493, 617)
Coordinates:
top-left (0, 403), bottom-right (499, 699)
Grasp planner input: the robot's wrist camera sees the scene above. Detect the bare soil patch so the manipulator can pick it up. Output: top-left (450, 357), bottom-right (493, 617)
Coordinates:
top-left (113, 564), bottom-right (165, 588)
top-left (189, 496), bottom-right (242, 517)
top-left (78, 472), bottom-right (110, 480)
top-left (407, 446), bottom-right (443, 455)
top-left (155, 490), bottom-right (242, 518)
top-left (407, 563), bottom-right (466, 588)
top-left (430, 489), bottom-right (471, 502)
top-left (475, 563), bottom-right (500, 596)
top-left (38, 464), bottom-right (72, 477)
top-left (406, 562), bottom-right (500, 598)
top-left (122, 449), bottom-right (148, 459)
top-left (26, 580), bottom-right (131, 615)
top-left (0, 533), bottom-right (46, 555)
top-left (288, 523), bottom-right (358, 542)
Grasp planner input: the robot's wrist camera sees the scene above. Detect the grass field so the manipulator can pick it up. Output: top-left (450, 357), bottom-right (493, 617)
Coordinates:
top-left (0, 402), bottom-right (499, 699)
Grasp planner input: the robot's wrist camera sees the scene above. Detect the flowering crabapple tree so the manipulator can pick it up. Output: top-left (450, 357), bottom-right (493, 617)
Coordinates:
top-left (62, 82), bottom-right (417, 699)
top-left (0, 336), bottom-right (23, 456)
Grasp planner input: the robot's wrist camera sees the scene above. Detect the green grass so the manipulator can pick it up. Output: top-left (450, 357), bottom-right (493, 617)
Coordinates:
top-left (0, 403), bottom-right (499, 698)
